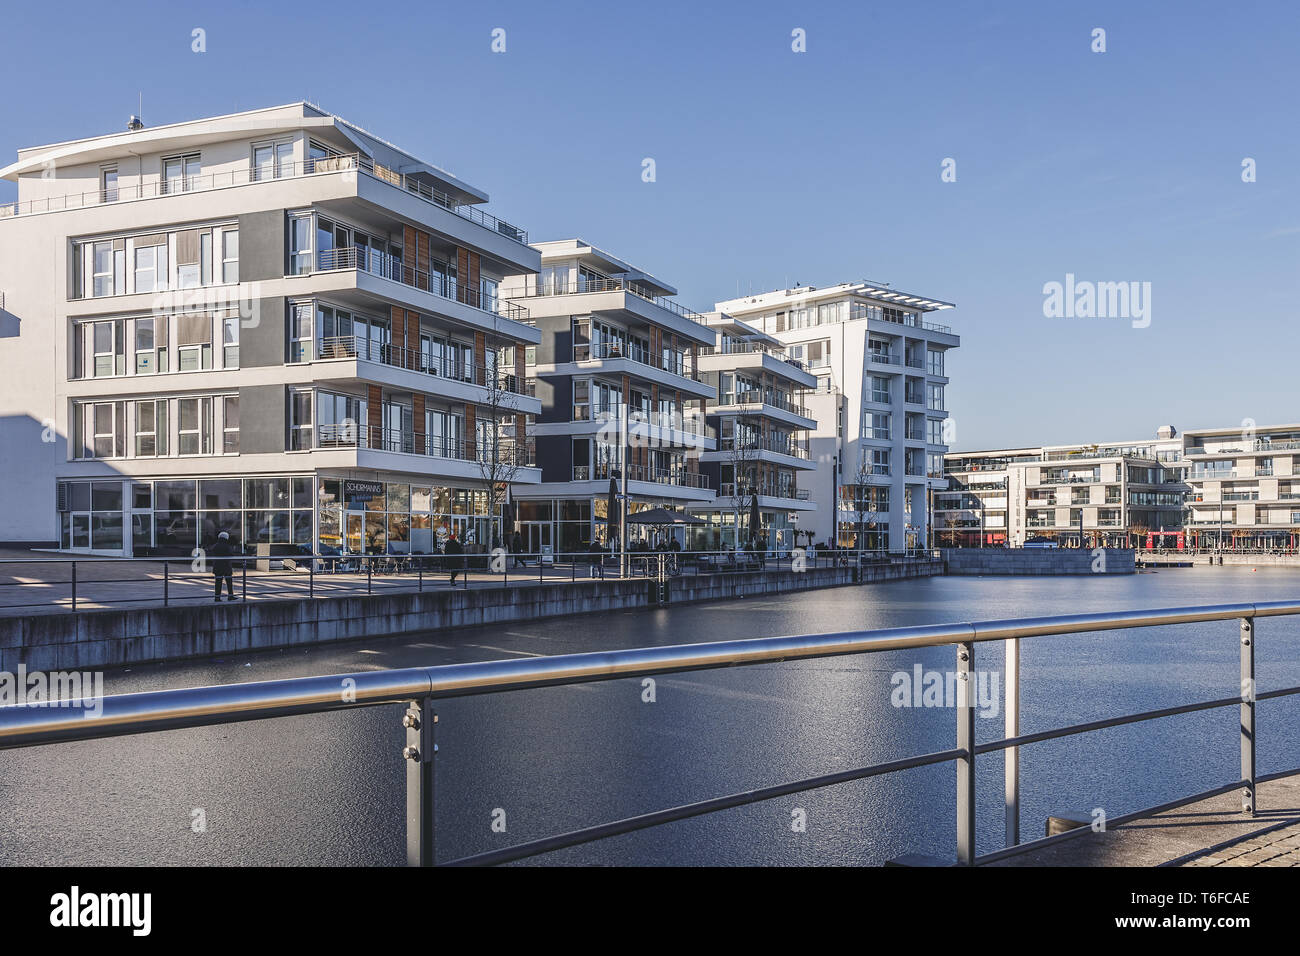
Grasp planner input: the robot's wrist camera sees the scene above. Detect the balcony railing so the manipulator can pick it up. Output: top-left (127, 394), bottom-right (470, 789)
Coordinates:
top-left (580, 461), bottom-right (711, 489)
top-left (699, 341), bottom-right (807, 371)
top-left (0, 152), bottom-right (529, 245)
top-left (869, 352), bottom-right (902, 366)
top-left (316, 424), bottom-right (534, 466)
top-left (718, 437), bottom-right (811, 460)
top-left (516, 274), bottom-right (708, 325)
top-left (311, 335), bottom-right (529, 396)
top-left (719, 482), bottom-right (804, 500)
top-left (314, 247), bottom-right (529, 324)
top-left (577, 340), bottom-right (694, 381)
top-left (589, 405), bottom-right (712, 438)
top-left (716, 389), bottom-right (810, 418)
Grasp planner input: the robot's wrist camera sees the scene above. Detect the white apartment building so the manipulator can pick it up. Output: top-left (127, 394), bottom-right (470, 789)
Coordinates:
top-left (1184, 423), bottom-right (1300, 550)
top-left (715, 282), bottom-right (958, 551)
top-left (0, 103), bottom-right (543, 556)
top-left (691, 312), bottom-right (818, 550)
top-left (937, 427), bottom-right (1187, 548)
top-left (498, 239), bottom-right (717, 553)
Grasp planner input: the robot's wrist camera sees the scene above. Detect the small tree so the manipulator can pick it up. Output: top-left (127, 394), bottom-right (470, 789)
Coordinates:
top-left (852, 455), bottom-right (880, 551)
top-left (475, 318), bottom-right (524, 548)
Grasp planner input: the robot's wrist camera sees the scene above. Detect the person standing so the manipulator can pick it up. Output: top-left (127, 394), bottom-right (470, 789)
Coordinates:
top-left (211, 531), bottom-right (235, 602)
top-left (445, 532), bottom-right (465, 586)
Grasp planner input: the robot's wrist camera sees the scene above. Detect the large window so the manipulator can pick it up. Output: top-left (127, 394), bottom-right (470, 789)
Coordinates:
top-left (290, 389), bottom-right (314, 450)
top-left (134, 400), bottom-right (167, 457)
top-left (162, 153), bottom-right (201, 193)
top-left (223, 396), bottom-right (240, 454)
top-left (252, 140), bottom-right (294, 181)
top-left (178, 397), bottom-right (213, 455)
top-left (132, 235), bottom-right (168, 293)
top-left (222, 229), bottom-right (239, 284)
top-left (927, 383), bottom-right (945, 411)
top-left (177, 313), bottom-right (213, 371)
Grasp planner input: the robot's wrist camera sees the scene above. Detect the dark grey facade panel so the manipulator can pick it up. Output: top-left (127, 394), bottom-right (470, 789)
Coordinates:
top-left (238, 384), bottom-right (286, 454)
top-left (536, 434), bottom-right (570, 483)
top-left (241, 297), bottom-right (286, 367)
top-left (237, 210), bottom-right (286, 282)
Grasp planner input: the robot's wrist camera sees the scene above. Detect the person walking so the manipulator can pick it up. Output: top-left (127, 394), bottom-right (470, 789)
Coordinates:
top-left (445, 532), bottom-right (465, 586)
top-left (511, 530), bottom-right (525, 568)
top-left (211, 531), bottom-right (235, 602)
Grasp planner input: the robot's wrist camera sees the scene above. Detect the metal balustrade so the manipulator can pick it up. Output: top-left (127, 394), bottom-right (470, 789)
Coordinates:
top-left (314, 247), bottom-right (529, 324)
top-left (0, 599), bottom-right (1293, 867)
top-left (312, 335), bottom-right (529, 395)
top-left (1, 153), bottom-right (528, 245)
top-left (517, 274), bottom-right (708, 325)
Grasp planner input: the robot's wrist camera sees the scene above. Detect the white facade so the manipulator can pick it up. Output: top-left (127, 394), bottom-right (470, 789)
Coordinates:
top-left (715, 282), bottom-right (958, 551)
top-left (0, 103), bottom-right (542, 554)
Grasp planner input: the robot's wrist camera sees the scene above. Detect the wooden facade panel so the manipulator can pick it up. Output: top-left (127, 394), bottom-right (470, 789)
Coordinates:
top-left (367, 384), bottom-right (382, 448)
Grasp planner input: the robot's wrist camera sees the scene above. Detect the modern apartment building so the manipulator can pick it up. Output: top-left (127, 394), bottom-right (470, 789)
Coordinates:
top-left (1183, 423), bottom-right (1300, 550)
top-left (498, 239), bottom-right (717, 553)
top-left (0, 103), bottom-right (543, 555)
top-left (690, 312), bottom-right (817, 550)
top-left (715, 281), bottom-right (958, 551)
top-left (936, 427), bottom-right (1187, 548)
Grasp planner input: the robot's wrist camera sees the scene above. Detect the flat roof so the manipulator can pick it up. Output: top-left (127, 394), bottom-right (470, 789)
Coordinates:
top-left (717, 279), bottom-right (955, 314)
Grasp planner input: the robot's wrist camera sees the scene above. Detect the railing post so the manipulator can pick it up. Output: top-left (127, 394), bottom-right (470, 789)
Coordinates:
top-left (70, 562), bottom-right (77, 612)
top-left (367, 557), bottom-right (372, 595)
top-left (163, 561), bottom-right (169, 607)
top-left (242, 558), bottom-right (247, 602)
top-left (403, 698), bottom-right (436, 867)
top-left (309, 559), bottom-right (315, 598)
top-left (1004, 637), bottom-right (1020, 848)
top-left (1241, 617), bottom-right (1256, 816)
top-left (956, 640), bottom-right (976, 865)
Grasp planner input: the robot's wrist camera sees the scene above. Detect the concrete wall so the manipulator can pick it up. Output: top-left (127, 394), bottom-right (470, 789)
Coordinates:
top-left (1, 560), bottom-right (942, 671)
top-left (943, 548), bottom-right (1134, 576)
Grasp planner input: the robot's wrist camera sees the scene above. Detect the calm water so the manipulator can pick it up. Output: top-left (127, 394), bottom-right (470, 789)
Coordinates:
top-left (3, 566), bottom-right (1299, 865)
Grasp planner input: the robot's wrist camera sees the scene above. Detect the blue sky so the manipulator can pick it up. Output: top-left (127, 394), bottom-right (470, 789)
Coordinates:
top-left (4, 0), bottom-right (1298, 450)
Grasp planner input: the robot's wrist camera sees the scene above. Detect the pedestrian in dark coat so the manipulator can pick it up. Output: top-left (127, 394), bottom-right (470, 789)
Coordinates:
top-left (211, 531), bottom-right (235, 602)
top-left (445, 534), bottom-right (465, 585)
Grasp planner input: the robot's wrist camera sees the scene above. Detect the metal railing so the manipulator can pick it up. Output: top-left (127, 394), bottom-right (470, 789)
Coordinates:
top-left (1, 152), bottom-right (527, 243)
top-left (0, 548), bottom-right (931, 613)
top-left (1, 152), bottom-right (529, 245)
top-left (517, 274), bottom-right (708, 325)
top-left (716, 389), bottom-right (811, 418)
top-left (312, 424), bottom-right (534, 465)
top-left (311, 335), bottom-right (529, 395)
top-left (0, 599), bottom-right (1292, 867)
top-left (577, 340), bottom-right (694, 380)
top-left (313, 247), bottom-right (529, 324)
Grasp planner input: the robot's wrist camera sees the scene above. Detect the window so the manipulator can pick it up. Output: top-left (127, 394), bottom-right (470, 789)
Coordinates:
top-left (307, 140), bottom-right (340, 173)
top-left (252, 141), bottom-right (294, 180)
top-left (89, 402), bottom-right (126, 458)
top-left (572, 379), bottom-right (590, 421)
top-left (222, 397), bottom-right (239, 454)
top-left (135, 317), bottom-right (167, 374)
top-left (927, 349), bottom-right (945, 376)
top-left (870, 375), bottom-right (890, 404)
top-left (572, 318), bottom-right (591, 361)
top-left (927, 418), bottom-right (946, 446)
top-left (91, 240), bottom-right (124, 297)
top-left (92, 320), bottom-right (125, 377)
top-left (289, 390), bottom-right (314, 450)
top-left (177, 313), bottom-right (212, 371)
top-left (221, 229), bottom-right (239, 283)
top-left (100, 165), bottom-right (119, 203)
top-left (927, 383), bottom-right (945, 411)
top-left (176, 229), bottom-right (202, 288)
top-left (871, 449), bottom-right (891, 476)
top-left (133, 235), bottom-right (168, 293)
top-left (289, 302), bottom-right (312, 362)
top-left (289, 215), bottom-right (313, 275)
top-left (134, 400), bottom-right (167, 457)
top-left (178, 397), bottom-right (212, 455)
top-left (163, 153), bottom-right (201, 193)
top-left (222, 315), bottom-right (240, 367)
top-left (865, 412), bottom-right (891, 440)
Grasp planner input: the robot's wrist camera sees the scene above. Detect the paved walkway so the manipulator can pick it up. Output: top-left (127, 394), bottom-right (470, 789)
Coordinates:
top-left (986, 772), bottom-right (1300, 866)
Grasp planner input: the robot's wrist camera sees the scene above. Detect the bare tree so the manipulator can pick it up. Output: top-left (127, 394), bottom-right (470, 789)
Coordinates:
top-left (851, 455), bottom-right (880, 551)
top-left (474, 316), bottom-right (524, 548)
top-left (724, 412), bottom-right (762, 546)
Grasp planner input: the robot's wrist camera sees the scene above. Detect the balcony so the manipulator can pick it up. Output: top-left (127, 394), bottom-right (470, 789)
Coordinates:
top-left (699, 341), bottom-right (806, 371)
top-left (717, 437), bottom-right (811, 461)
top-left (869, 352), bottom-right (902, 367)
top-left (314, 247), bottom-right (529, 325)
top-left (588, 406), bottom-right (712, 439)
top-left (1, 152), bottom-right (530, 245)
top-left (315, 424), bottom-right (534, 466)
top-left (577, 340), bottom-right (696, 382)
top-left (715, 389), bottom-right (811, 418)
top-left (517, 272), bottom-right (708, 325)
top-left (574, 461), bottom-right (711, 490)
top-left (309, 335), bottom-right (530, 396)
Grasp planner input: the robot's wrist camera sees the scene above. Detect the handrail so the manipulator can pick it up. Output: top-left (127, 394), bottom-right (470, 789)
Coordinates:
top-left (0, 152), bottom-right (530, 245)
top-left (0, 598), bottom-right (1294, 867)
